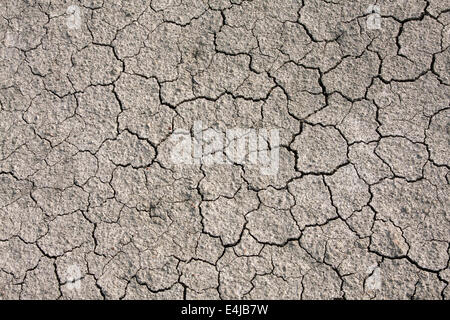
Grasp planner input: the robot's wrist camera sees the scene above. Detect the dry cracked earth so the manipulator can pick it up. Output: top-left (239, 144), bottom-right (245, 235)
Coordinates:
top-left (0, 0), bottom-right (449, 300)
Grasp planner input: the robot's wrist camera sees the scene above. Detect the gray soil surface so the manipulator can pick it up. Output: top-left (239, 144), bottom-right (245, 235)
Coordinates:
top-left (0, 0), bottom-right (449, 300)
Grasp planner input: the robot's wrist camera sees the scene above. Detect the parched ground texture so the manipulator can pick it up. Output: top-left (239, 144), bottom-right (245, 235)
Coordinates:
top-left (0, 0), bottom-right (449, 300)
